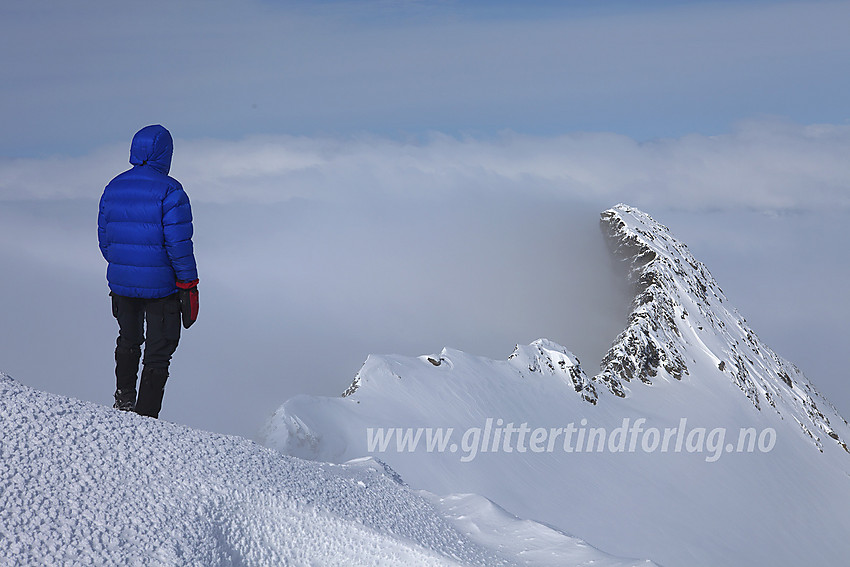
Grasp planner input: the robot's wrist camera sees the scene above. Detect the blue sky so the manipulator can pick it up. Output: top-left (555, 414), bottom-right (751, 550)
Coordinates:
top-left (1, 0), bottom-right (848, 437)
top-left (3, 0), bottom-right (850, 155)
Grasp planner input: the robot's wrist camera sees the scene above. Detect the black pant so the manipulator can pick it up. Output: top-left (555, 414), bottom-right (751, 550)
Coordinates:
top-left (112, 293), bottom-right (181, 417)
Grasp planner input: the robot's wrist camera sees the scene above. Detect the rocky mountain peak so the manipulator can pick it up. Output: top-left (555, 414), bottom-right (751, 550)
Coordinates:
top-left (595, 204), bottom-right (848, 453)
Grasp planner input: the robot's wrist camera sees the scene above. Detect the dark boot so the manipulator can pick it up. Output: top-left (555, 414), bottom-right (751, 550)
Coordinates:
top-left (136, 366), bottom-right (169, 418)
top-left (113, 389), bottom-right (136, 411)
top-left (114, 345), bottom-right (141, 411)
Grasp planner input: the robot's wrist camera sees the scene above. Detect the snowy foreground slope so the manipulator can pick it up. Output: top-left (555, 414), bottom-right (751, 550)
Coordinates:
top-left (0, 373), bottom-right (651, 567)
top-left (265, 204), bottom-right (850, 567)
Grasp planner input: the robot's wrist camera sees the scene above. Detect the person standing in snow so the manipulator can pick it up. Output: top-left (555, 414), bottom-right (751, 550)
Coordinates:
top-left (98, 125), bottom-right (199, 418)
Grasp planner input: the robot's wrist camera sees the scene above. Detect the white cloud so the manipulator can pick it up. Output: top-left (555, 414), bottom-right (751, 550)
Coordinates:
top-left (3, 119), bottom-right (848, 213)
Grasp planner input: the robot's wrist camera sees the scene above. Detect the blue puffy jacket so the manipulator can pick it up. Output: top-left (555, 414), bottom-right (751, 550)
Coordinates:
top-left (98, 125), bottom-right (198, 298)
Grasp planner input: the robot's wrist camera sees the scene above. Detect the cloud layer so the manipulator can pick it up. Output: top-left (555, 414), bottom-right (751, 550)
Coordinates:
top-left (4, 119), bottom-right (849, 213)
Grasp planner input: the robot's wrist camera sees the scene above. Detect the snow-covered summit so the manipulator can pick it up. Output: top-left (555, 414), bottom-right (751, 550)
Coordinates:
top-left (596, 204), bottom-right (848, 453)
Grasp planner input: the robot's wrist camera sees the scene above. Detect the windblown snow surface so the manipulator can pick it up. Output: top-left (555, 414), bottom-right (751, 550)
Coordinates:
top-left (0, 372), bottom-right (651, 566)
top-left (265, 204), bottom-right (850, 567)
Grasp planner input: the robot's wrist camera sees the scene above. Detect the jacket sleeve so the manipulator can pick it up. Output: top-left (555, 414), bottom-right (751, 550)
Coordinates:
top-left (97, 194), bottom-right (108, 260)
top-left (162, 182), bottom-right (199, 282)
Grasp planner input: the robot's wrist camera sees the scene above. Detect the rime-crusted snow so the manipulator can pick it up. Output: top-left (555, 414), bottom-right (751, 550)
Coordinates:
top-left (0, 373), bottom-right (519, 567)
top-left (597, 204), bottom-right (848, 453)
top-left (266, 204), bottom-right (850, 567)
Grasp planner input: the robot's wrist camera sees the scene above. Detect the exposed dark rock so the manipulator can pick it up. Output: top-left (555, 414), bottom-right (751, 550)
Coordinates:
top-left (341, 373), bottom-right (361, 397)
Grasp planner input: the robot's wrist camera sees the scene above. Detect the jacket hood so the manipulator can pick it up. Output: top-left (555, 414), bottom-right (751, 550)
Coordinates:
top-left (129, 125), bottom-right (173, 174)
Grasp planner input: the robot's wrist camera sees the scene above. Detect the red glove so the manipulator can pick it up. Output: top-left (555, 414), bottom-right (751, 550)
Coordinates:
top-left (177, 279), bottom-right (199, 329)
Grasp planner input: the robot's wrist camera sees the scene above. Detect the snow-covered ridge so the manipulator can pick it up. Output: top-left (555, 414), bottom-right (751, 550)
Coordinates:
top-left (344, 338), bottom-right (597, 404)
top-left (596, 204), bottom-right (848, 452)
